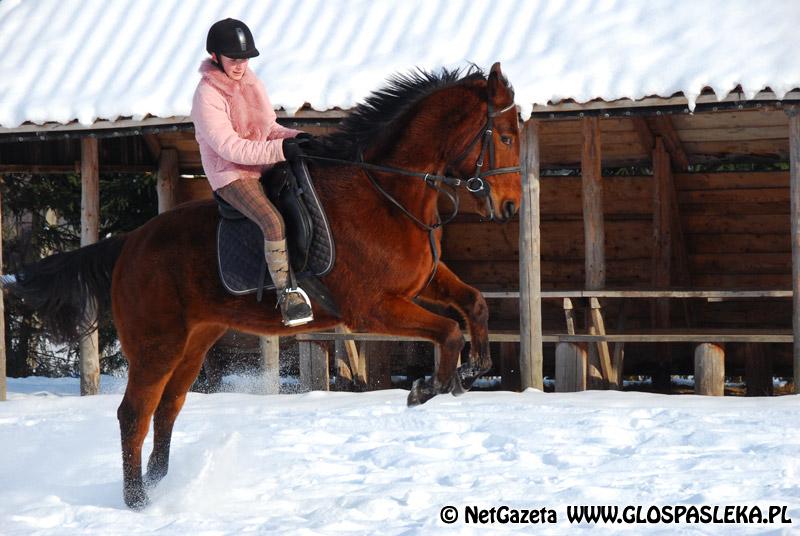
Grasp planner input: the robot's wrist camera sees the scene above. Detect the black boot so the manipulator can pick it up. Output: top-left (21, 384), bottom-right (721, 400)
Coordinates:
top-left (265, 239), bottom-right (314, 327)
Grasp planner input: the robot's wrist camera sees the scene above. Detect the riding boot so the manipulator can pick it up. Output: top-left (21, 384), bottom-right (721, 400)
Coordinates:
top-left (264, 239), bottom-right (314, 327)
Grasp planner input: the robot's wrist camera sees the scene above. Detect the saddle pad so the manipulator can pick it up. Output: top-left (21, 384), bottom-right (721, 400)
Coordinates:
top-left (217, 159), bottom-right (335, 296)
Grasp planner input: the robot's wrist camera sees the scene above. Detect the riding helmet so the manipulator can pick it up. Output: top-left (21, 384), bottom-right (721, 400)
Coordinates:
top-left (206, 18), bottom-right (260, 59)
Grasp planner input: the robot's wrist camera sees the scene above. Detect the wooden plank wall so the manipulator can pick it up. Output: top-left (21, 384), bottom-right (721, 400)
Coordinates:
top-left (442, 170), bottom-right (793, 374)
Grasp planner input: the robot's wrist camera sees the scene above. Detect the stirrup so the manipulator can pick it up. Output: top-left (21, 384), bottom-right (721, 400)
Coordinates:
top-left (277, 287), bottom-right (314, 327)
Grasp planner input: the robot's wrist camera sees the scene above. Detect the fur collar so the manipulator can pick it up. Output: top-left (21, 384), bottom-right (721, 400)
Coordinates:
top-left (198, 59), bottom-right (257, 97)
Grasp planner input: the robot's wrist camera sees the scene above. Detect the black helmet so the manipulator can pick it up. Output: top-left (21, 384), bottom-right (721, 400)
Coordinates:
top-left (206, 18), bottom-right (259, 59)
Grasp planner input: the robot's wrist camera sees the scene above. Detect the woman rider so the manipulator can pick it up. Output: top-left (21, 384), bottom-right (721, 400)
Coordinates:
top-left (191, 18), bottom-right (313, 327)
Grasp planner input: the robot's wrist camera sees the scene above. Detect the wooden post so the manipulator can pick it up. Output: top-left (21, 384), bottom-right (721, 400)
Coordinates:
top-left (518, 118), bottom-right (544, 390)
top-left (259, 336), bottom-right (280, 395)
top-left (581, 117), bottom-right (607, 389)
top-left (335, 325), bottom-right (365, 388)
top-left (0, 184), bottom-right (6, 402)
top-left (694, 343), bottom-right (725, 396)
top-left (789, 110), bottom-right (800, 393)
top-left (555, 342), bottom-right (587, 392)
top-left (581, 117), bottom-right (605, 289)
top-left (652, 138), bottom-right (673, 392)
top-left (79, 137), bottom-right (100, 396)
top-left (157, 148), bottom-right (178, 213)
top-left (589, 297), bottom-right (615, 387)
top-left (298, 341), bottom-right (329, 391)
top-left (744, 343), bottom-right (773, 397)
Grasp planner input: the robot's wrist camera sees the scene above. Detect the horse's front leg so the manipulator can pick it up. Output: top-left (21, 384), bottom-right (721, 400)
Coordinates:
top-left (357, 295), bottom-right (465, 406)
top-left (416, 262), bottom-right (491, 390)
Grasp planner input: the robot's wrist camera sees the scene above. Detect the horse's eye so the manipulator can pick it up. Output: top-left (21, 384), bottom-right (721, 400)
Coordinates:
top-left (500, 135), bottom-right (513, 145)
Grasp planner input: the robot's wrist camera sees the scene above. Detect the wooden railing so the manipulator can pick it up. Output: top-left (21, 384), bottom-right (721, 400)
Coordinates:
top-left (296, 288), bottom-right (792, 395)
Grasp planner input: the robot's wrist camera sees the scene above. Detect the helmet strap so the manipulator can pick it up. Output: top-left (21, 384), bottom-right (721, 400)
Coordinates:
top-left (213, 51), bottom-right (226, 73)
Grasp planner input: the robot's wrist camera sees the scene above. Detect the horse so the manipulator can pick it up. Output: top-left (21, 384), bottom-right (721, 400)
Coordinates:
top-left (10, 62), bottom-right (522, 510)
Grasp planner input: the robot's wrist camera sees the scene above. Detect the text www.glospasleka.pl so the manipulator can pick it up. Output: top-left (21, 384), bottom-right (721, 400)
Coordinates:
top-left (438, 505), bottom-right (793, 526)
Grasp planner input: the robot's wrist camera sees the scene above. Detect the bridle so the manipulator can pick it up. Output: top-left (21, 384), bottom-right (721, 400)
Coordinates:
top-left (300, 98), bottom-right (521, 295)
top-left (445, 100), bottom-right (521, 220)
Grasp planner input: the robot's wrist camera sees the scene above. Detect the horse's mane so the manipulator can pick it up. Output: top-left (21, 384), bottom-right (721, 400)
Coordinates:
top-left (304, 66), bottom-right (488, 161)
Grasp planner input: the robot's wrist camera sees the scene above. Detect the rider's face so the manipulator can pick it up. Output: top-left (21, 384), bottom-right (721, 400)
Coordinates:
top-left (213, 54), bottom-right (248, 81)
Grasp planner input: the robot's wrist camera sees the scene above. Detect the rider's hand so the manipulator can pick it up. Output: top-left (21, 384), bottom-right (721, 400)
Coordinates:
top-left (282, 136), bottom-right (310, 161)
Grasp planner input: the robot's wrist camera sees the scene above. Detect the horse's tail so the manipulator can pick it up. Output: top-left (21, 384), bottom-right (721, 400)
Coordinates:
top-left (5, 235), bottom-right (128, 343)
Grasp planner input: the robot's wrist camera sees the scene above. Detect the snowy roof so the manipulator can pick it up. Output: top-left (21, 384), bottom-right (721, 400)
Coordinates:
top-left (1, 0), bottom-right (800, 129)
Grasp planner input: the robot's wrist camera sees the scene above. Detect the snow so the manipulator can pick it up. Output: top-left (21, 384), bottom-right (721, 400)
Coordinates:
top-left (1, 0), bottom-right (799, 128)
top-left (2, 376), bottom-right (800, 534)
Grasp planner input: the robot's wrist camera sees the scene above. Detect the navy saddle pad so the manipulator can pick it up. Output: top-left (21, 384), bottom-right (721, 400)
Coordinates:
top-left (216, 159), bottom-right (335, 296)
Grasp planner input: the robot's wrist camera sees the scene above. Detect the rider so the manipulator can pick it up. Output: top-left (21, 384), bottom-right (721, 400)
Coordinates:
top-left (191, 18), bottom-right (314, 327)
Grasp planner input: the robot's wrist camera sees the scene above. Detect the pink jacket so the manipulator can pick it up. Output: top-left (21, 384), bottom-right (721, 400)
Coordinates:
top-left (191, 59), bottom-right (301, 190)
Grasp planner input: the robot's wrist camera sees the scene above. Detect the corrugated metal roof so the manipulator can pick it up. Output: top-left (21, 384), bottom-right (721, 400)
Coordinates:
top-left (1, 0), bottom-right (799, 129)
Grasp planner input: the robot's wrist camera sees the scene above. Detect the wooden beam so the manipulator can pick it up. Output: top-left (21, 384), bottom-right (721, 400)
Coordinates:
top-left (789, 110), bottom-right (800, 393)
top-left (589, 297), bottom-right (616, 387)
top-left (652, 138), bottom-right (673, 291)
top-left (334, 325), bottom-right (365, 389)
top-left (484, 290), bottom-right (793, 299)
top-left (157, 148), bottom-right (178, 213)
top-left (79, 137), bottom-right (100, 396)
top-left (0, 164), bottom-right (155, 174)
top-left (582, 117), bottom-right (607, 389)
top-left (694, 343), bottom-right (725, 396)
top-left (296, 330), bottom-right (796, 344)
top-left (631, 117), bottom-right (656, 154)
top-left (518, 119), bottom-right (544, 390)
top-left (646, 116), bottom-right (690, 170)
top-left (555, 343), bottom-right (587, 392)
top-left (259, 336), bottom-right (280, 395)
top-left (298, 341), bottom-right (329, 391)
top-left (652, 137), bottom-right (673, 392)
top-left (581, 117), bottom-right (605, 289)
top-left (142, 133), bottom-right (161, 161)
top-left (0, 183), bottom-right (6, 402)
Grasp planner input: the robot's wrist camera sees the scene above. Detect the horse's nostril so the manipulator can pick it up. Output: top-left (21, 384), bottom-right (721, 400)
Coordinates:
top-left (503, 201), bottom-right (516, 219)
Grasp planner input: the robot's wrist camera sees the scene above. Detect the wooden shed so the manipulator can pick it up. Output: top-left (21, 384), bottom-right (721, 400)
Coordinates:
top-left (2, 0), bottom-right (800, 399)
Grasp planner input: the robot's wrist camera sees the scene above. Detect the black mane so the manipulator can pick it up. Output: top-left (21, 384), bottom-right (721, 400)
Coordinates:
top-left (304, 66), bottom-right (487, 161)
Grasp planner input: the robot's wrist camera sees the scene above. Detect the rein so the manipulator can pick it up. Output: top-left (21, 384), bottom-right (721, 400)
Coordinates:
top-left (300, 99), bottom-right (520, 296)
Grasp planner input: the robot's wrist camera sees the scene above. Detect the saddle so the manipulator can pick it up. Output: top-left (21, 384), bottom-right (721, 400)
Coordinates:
top-left (215, 158), bottom-right (336, 298)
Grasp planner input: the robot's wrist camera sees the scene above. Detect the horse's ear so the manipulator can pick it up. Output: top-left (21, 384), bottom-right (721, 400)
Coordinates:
top-left (488, 61), bottom-right (509, 101)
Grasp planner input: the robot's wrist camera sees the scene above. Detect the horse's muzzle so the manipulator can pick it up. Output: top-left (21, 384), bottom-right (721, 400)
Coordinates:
top-left (499, 200), bottom-right (517, 222)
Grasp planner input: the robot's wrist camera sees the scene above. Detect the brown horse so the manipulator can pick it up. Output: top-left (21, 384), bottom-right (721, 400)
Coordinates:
top-left (11, 62), bottom-right (521, 509)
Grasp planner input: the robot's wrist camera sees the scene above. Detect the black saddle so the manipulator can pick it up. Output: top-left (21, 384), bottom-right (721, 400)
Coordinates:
top-left (215, 158), bottom-right (335, 298)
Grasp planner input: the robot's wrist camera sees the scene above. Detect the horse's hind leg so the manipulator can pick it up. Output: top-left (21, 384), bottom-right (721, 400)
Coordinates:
top-left (117, 326), bottom-right (193, 510)
top-left (118, 368), bottom-right (173, 510)
top-left (145, 325), bottom-right (226, 487)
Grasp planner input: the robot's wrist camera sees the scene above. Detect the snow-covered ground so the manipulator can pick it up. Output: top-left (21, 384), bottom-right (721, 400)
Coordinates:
top-left (3, 376), bottom-right (800, 535)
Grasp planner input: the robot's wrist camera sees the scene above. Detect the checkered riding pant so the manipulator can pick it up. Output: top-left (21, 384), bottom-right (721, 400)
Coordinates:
top-left (216, 178), bottom-right (286, 241)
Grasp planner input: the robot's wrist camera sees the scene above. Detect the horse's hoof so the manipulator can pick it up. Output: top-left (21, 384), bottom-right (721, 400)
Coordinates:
top-left (407, 378), bottom-right (436, 407)
top-left (124, 484), bottom-right (150, 511)
top-left (457, 363), bottom-right (489, 391)
top-left (450, 374), bottom-right (467, 397)
top-left (143, 470), bottom-right (165, 489)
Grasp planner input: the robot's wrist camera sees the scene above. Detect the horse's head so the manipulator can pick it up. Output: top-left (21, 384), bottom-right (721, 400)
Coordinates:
top-left (446, 62), bottom-right (522, 223)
